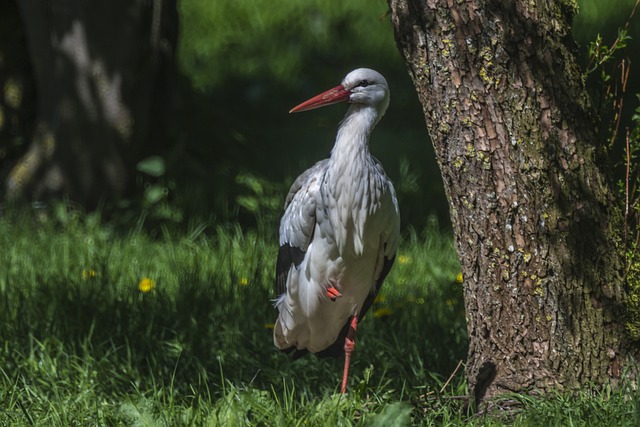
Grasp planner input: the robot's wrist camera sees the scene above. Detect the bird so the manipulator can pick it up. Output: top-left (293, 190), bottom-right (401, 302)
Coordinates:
top-left (273, 68), bottom-right (400, 394)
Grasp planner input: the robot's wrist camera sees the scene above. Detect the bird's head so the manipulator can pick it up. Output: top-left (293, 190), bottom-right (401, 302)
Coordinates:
top-left (290, 68), bottom-right (389, 117)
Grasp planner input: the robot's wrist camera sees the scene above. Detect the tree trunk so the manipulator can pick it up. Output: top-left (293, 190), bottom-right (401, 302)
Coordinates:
top-left (389, 0), bottom-right (631, 404)
top-left (5, 0), bottom-right (177, 208)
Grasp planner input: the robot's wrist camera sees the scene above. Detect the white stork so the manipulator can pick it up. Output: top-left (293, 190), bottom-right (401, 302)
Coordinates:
top-left (273, 68), bottom-right (400, 394)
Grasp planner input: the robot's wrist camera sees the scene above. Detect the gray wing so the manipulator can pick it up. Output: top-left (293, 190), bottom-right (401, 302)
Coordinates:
top-left (275, 159), bottom-right (329, 297)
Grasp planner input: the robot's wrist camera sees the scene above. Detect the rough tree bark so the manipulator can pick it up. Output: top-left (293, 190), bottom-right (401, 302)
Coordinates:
top-left (389, 0), bottom-right (632, 404)
top-left (5, 0), bottom-right (177, 208)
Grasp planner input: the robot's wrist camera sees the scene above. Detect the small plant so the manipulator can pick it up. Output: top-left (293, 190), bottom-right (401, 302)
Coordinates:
top-left (583, 0), bottom-right (640, 342)
top-left (622, 100), bottom-right (640, 247)
top-left (235, 171), bottom-right (287, 233)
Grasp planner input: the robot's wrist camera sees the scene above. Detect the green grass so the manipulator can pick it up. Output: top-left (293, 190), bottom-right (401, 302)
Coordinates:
top-left (1, 209), bottom-right (639, 425)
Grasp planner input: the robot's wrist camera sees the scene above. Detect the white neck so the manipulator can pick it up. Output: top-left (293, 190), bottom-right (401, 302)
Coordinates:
top-left (330, 104), bottom-right (380, 163)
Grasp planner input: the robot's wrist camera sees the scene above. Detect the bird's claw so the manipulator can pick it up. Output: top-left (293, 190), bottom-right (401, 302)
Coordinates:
top-left (326, 286), bottom-right (342, 302)
top-left (344, 337), bottom-right (355, 353)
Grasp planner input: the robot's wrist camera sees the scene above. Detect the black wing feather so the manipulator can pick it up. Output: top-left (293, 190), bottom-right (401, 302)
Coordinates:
top-left (275, 244), bottom-right (312, 358)
top-left (275, 243), bottom-right (305, 297)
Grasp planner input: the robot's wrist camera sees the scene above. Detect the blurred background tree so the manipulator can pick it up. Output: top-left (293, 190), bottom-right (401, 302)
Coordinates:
top-left (0, 0), bottom-right (637, 231)
top-left (0, 1), bottom-right (177, 209)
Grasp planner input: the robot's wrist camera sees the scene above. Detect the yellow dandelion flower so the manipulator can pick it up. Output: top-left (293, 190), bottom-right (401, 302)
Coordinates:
top-left (82, 269), bottom-right (97, 280)
top-left (455, 272), bottom-right (464, 284)
top-left (138, 277), bottom-right (155, 293)
top-left (263, 323), bottom-right (275, 329)
top-left (397, 255), bottom-right (411, 264)
top-left (373, 307), bottom-right (394, 318)
top-left (239, 277), bottom-right (249, 286)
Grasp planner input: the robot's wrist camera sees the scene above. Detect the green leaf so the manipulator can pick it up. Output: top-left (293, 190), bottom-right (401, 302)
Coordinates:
top-left (366, 402), bottom-right (412, 427)
top-left (137, 156), bottom-right (166, 177)
top-left (144, 184), bottom-right (168, 204)
top-left (236, 195), bottom-right (259, 213)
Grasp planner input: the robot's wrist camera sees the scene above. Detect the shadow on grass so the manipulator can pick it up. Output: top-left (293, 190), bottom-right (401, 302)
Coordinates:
top-left (1, 235), bottom-right (467, 402)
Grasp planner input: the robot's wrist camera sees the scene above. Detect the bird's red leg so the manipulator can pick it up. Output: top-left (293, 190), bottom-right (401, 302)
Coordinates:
top-left (341, 315), bottom-right (359, 394)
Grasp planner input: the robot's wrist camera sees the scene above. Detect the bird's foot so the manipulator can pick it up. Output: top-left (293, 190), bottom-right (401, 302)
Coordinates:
top-left (344, 337), bottom-right (355, 353)
top-left (326, 286), bottom-right (342, 302)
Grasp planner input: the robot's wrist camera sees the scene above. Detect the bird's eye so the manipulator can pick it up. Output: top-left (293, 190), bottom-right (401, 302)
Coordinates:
top-left (359, 80), bottom-right (370, 87)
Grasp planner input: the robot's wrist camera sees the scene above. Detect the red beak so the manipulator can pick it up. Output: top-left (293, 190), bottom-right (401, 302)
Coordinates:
top-left (289, 85), bottom-right (351, 113)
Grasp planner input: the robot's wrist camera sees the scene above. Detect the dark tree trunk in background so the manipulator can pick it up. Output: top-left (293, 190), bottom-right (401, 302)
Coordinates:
top-left (5, 0), bottom-right (177, 208)
top-left (389, 0), bottom-right (632, 404)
